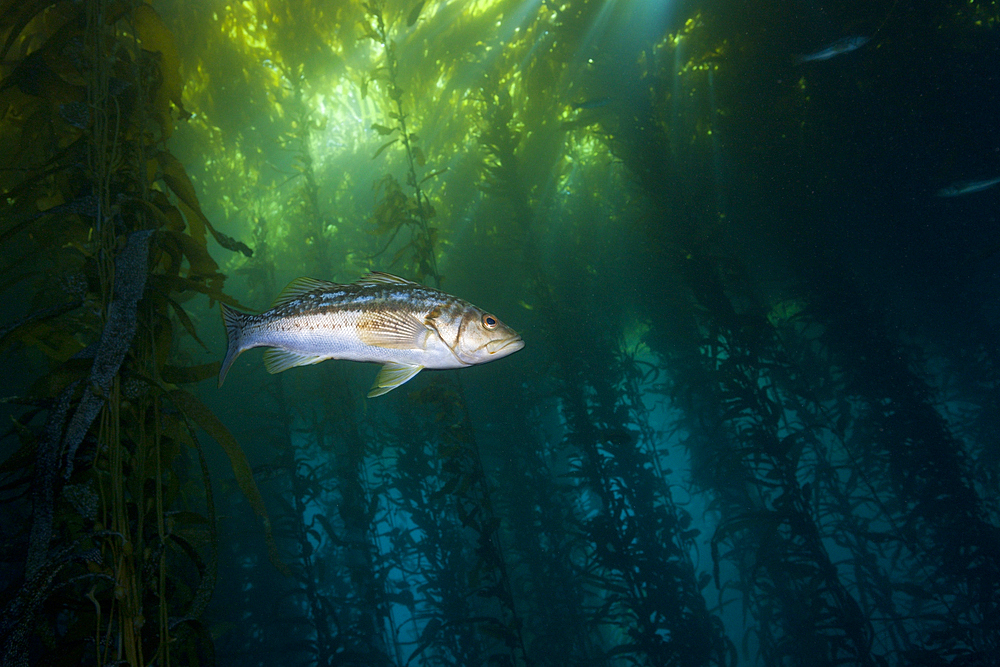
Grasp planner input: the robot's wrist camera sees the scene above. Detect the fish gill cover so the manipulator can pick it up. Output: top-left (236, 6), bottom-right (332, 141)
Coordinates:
top-left (1, 1), bottom-right (999, 666)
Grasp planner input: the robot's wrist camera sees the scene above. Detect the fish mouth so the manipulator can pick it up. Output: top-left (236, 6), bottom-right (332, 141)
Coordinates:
top-left (486, 335), bottom-right (524, 355)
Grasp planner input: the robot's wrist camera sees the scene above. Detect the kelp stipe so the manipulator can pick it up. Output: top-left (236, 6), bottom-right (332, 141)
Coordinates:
top-left (358, 6), bottom-right (533, 663)
top-left (376, 380), bottom-right (531, 667)
top-left (593, 7), bottom-right (1000, 664)
top-left (472, 52), bottom-right (733, 664)
top-left (586, 17), bottom-right (888, 665)
top-left (0, 1), bottom-right (266, 665)
top-left (556, 288), bottom-right (734, 667)
top-left (277, 371), bottom-right (396, 665)
top-left (202, 97), bottom-right (397, 667)
top-left (797, 268), bottom-right (1000, 663)
top-left (362, 0), bottom-right (441, 285)
top-left (651, 259), bottom-right (881, 667)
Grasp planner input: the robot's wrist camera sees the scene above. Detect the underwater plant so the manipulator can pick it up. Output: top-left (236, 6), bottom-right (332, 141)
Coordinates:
top-left (362, 1), bottom-right (441, 286)
top-left (0, 2), bottom-right (264, 665)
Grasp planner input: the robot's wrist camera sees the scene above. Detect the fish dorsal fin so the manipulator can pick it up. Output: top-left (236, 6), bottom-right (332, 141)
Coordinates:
top-left (354, 271), bottom-right (419, 288)
top-left (357, 309), bottom-right (431, 349)
top-left (271, 277), bottom-right (336, 308)
top-left (368, 362), bottom-right (424, 397)
top-left (262, 348), bottom-right (328, 374)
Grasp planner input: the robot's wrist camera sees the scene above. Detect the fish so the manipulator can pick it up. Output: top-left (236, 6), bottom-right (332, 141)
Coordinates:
top-left (795, 36), bottom-right (870, 64)
top-left (218, 272), bottom-right (524, 397)
top-left (936, 176), bottom-right (1000, 197)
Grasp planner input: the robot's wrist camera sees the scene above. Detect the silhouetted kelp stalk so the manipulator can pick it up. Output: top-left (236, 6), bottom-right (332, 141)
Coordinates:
top-left (0, 1), bottom-right (265, 665)
top-left (252, 41), bottom-right (395, 661)
top-left (284, 68), bottom-right (333, 273)
top-left (316, 375), bottom-right (398, 663)
top-left (553, 285), bottom-right (733, 667)
top-left (273, 384), bottom-right (349, 666)
top-left (356, 6), bottom-right (537, 664)
top-left (210, 234), bottom-right (349, 665)
top-left (569, 25), bottom-right (896, 664)
top-left (265, 370), bottom-right (397, 666)
top-left (218, 153), bottom-right (401, 666)
top-left (487, 394), bottom-right (606, 665)
top-left (629, 247), bottom-right (886, 666)
top-left (798, 273), bottom-right (1000, 662)
top-left (600, 20), bottom-right (1000, 663)
top-left (362, 0), bottom-right (441, 286)
top-left (931, 332), bottom-right (1000, 523)
top-left (474, 75), bottom-right (732, 665)
top-left (380, 383), bottom-right (531, 667)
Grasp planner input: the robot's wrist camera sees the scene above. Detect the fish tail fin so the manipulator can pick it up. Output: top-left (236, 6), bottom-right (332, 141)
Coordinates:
top-left (219, 304), bottom-right (247, 387)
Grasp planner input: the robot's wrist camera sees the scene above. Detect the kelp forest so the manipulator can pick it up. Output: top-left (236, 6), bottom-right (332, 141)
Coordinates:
top-left (2, 0), bottom-right (999, 665)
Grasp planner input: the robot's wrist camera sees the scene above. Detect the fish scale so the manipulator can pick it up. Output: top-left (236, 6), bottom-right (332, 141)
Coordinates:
top-left (218, 272), bottom-right (523, 397)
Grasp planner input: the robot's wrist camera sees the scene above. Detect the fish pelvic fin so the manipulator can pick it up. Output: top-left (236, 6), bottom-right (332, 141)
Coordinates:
top-left (219, 304), bottom-right (247, 387)
top-left (368, 362), bottom-right (424, 398)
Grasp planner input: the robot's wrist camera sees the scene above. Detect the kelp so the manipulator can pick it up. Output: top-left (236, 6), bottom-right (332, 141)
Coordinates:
top-left (362, 0), bottom-right (441, 285)
top-left (213, 367), bottom-right (395, 667)
top-left (619, 94), bottom-right (881, 667)
top-left (549, 276), bottom-right (733, 667)
top-left (472, 57), bottom-right (734, 665)
top-left (378, 379), bottom-right (530, 667)
top-left (600, 7), bottom-right (1000, 665)
top-left (0, 1), bottom-right (266, 665)
top-left (799, 274), bottom-right (1000, 663)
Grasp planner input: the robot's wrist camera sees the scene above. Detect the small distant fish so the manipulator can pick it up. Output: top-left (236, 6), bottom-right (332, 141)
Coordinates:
top-left (219, 272), bottom-right (524, 397)
top-left (571, 97), bottom-right (612, 110)
top-left (936, 176), bottom-right (1000, 197)
top-left (795, 36), bottom-right (870, 64)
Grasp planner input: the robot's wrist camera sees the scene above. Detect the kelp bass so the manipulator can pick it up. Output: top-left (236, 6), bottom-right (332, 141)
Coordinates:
top-left (219, 272), bottom-right (523, 397)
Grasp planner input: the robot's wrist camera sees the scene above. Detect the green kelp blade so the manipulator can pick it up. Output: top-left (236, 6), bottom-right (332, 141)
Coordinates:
top-left (371, 138), bottom-right (398, 159)
top-left (167, 388), bottom-right (289, 575)
top-left (407, 0), bottom-right (425, 26)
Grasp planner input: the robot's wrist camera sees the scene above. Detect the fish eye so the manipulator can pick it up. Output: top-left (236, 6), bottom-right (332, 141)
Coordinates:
top-left (482, 313), bottom-right (498, 330)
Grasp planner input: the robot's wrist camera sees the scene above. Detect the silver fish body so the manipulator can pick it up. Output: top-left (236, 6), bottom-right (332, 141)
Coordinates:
top-left (796, 36), bottom-right (870, 64)
top-left (219, 272), bottom-right (524, 397)
top-left (936, 176), bottom-right (1000, 197)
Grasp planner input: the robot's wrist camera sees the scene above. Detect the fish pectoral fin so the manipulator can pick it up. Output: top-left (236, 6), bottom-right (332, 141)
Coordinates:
top-left (357, 311), bottom-right (431, 349)
top-left (262, 348), bottom-right (328, 374)
top-left (368, 362), bottom-right (424, 398)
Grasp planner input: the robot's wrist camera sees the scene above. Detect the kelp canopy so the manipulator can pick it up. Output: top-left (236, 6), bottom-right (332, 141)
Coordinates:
top-left (1, 0), bottom-right (999, 666)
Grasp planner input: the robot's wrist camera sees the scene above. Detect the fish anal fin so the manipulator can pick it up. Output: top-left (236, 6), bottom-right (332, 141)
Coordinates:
top-left (357, 310), bottom-right (430, 349)
top-left (368, 362), bottom-right (423, 397)
top-left (262, 348), bottom-right (328, 374)
top-left (271, 277), bottom-right (337, 308)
